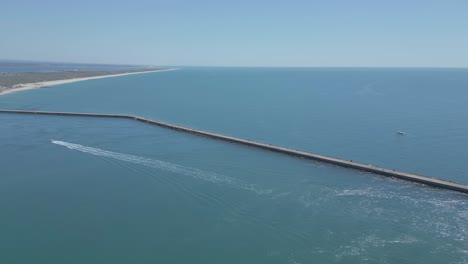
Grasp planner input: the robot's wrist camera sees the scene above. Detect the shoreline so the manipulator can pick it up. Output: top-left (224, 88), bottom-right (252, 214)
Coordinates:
top-left (0, 68), bottom-right (177, 96)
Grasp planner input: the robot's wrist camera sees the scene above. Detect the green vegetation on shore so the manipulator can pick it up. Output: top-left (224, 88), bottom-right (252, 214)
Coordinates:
top-left (0, 69), bottom-right (161, 93)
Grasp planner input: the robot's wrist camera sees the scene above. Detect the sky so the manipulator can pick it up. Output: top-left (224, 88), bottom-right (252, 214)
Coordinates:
top-left (1, 0), bottom-right (468, 67)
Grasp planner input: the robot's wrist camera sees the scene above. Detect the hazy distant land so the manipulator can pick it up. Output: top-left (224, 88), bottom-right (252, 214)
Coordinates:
top-left (0, 68), bottom-right (174, 95)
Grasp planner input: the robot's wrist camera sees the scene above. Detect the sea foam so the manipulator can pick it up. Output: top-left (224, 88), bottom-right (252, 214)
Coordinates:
top-left (51, 140), bottom-right (269, 194)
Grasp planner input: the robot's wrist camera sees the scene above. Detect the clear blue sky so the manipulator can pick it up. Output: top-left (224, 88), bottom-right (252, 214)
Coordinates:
top-left (1, 0), bottom-right (468, 67)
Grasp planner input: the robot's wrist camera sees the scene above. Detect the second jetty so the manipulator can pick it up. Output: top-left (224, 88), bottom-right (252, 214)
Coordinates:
top-left (1, 109), bottom-right (467, 194)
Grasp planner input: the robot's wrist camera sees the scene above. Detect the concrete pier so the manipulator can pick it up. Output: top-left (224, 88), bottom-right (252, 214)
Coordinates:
top-left (1, 108), bottom-right (467, 194)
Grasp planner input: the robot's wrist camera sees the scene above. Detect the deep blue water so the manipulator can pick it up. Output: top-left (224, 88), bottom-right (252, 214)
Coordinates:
top-left (0, 67), bottom-right (467, 263)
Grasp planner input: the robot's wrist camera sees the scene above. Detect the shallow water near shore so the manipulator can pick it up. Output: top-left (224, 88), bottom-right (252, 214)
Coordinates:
top-left (1, 68), bottom-right (468, 263)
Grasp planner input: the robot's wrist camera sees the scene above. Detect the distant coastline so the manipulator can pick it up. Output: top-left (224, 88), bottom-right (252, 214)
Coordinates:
top-left (0, 68), bottom-right (176, 95)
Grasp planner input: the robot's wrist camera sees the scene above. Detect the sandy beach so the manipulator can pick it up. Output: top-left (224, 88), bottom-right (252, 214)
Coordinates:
top-left (0, 68), bottom-right (176, 96)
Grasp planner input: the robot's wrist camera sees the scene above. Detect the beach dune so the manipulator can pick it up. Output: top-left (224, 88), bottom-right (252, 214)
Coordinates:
top-left (0, 68), bottom-right (176, 95)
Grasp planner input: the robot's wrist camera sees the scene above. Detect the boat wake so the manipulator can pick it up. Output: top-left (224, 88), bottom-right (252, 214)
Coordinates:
top-left (51, 140), bottom-right (270, 194)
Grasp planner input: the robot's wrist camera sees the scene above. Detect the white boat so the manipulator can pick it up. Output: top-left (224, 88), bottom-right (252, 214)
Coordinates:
top-left (397, 131), bottom-right (406, 135)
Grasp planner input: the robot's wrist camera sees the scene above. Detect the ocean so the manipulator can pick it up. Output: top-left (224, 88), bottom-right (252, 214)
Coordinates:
top-left (0, 67), bottom-right (467, 263)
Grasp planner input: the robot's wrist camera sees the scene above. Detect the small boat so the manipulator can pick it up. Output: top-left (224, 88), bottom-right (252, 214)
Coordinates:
top-left (397, 131), bottom-right (406, 135)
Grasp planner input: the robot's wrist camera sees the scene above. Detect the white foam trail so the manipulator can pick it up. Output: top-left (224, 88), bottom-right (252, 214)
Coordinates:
top-left (51, 140), bottom-right (270, 194)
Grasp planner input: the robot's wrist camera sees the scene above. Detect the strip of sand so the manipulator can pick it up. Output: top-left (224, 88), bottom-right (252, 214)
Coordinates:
top-left (0, 68), bottom-right (176, 96)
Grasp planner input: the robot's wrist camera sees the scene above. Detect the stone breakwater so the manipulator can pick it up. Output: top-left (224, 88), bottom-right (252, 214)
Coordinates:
top-left (1, 109), bottom-right (467, 195)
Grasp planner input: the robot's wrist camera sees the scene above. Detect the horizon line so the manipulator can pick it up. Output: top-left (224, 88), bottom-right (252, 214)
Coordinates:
top-left (1, 58), bottom-right (468, 69)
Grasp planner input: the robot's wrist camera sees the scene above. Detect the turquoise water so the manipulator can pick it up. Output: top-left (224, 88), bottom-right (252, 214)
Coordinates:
top-left (1, 68), bottom-right (467, 263)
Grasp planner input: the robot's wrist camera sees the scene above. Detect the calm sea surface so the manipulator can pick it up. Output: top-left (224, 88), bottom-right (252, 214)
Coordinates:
top-left (0, 67), bottom-right (467, 263)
